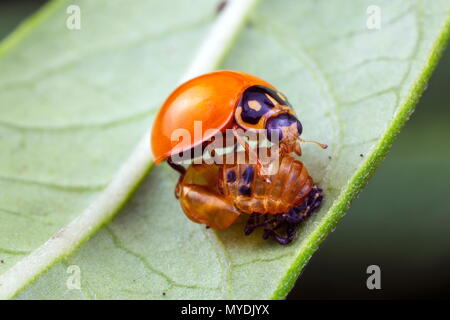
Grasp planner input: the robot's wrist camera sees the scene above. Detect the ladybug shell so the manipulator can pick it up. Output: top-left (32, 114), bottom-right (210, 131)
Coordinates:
top-left (151, 70), bottom-right (273, 163)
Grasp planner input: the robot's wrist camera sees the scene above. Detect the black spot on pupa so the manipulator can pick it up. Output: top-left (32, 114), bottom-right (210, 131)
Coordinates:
top-left (227, 170), bottom-right (236, 182)
top-left (360, 154), bottom-right (364, 157)
top-left (239, 185), bottom-right (252, 197)
top-left (242, 166), bottom-right (254, 184)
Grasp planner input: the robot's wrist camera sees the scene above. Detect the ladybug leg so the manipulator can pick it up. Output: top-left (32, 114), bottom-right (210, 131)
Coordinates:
top-left (178, 183), bottom-right (241, 230)
top-left (268, 228), bottom-right (296, 245)
top-left (261, 221), bottom-right (295, 245)
top-left (244, 213), bottom-right (258, 235)
top-left (244, 213), bottom-right (268, 235)
top-left (295, 185), bottom-right (323, 220)
top-left (283, 208), bottom-right (304, 224)
top-left (232, 127), bottom-right (259, 163)
top-left (167, 157), bottom-right (186, 175)
top-left (261, 215), bottom-right (293, 244)
top-left (232, 127), bottom-right (271, 183)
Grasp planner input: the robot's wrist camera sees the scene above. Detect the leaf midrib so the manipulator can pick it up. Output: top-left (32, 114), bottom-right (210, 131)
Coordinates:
top-left (0, 0), bottom-right (260, 299)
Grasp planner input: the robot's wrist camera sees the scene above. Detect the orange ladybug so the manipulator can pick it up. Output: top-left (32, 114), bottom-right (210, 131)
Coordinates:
top-left (151, 71), bottom-right (327, 244)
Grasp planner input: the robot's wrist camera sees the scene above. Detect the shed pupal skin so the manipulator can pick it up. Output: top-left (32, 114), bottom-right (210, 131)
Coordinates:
top-left (176, 156), bottom-right (324, 244)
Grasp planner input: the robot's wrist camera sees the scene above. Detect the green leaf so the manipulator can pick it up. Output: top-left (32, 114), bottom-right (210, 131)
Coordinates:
top-left (0, 1), bottom-right (45, 40)
top-left (0, 0), bottom-right (449, 299)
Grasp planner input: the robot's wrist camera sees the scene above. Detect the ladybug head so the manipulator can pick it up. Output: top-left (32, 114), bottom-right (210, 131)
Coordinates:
top-left (264, 110), bottom-right (328, 155)
top-left (266, 113), bottom-right (303, 154)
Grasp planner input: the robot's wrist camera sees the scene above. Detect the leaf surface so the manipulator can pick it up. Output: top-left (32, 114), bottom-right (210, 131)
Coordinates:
top-left (0, 0), bottom-right (449, 299)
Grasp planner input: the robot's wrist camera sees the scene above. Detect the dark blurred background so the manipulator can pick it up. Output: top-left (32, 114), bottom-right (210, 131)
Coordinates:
top-left (2, 0), bottom-right (449, 299)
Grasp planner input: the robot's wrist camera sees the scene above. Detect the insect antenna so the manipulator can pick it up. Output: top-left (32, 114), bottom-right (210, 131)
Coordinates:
top-left (298, 138), bottom-right (328, 149)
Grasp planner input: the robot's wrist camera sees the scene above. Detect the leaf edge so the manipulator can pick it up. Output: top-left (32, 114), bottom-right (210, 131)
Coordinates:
top-left (270, 11), bottom-right (450, 300)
